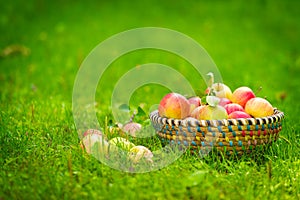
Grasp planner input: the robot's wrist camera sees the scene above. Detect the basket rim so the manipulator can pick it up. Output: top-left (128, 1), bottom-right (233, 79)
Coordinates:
top-left (149, 109), bottom-right (284, 128)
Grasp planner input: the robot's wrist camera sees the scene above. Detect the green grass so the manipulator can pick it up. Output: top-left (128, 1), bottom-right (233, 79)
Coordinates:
top-left (1, 0), bottom-right (300, 199)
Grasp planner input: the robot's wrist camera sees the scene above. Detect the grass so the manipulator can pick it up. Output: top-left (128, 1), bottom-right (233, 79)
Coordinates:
top-left (1, 0), bottom-right (300, 199)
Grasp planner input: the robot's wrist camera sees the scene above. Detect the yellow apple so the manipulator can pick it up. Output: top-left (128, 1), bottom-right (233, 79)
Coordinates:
top-left (158, 93), bottom-right (190, 119)
top-left (245, 97), bottom-right (274, 117)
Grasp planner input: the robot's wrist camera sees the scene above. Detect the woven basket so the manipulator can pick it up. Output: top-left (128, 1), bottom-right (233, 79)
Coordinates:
top-left (149, 109), bottom-right (284, 156)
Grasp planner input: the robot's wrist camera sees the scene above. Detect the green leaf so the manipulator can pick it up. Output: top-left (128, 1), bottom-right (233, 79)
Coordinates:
top-left (118, 104), bottom-right (130, 112)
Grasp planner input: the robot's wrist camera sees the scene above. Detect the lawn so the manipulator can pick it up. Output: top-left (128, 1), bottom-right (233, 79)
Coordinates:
top-left (1, 0), bottom-right (300, 199)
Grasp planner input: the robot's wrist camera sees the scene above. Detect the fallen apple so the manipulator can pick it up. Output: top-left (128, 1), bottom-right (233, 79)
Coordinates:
top-left (122, 122), bottom-right (142, 137)
top-left (82, 129), bottom-right (108, 155)
top-left (129, 145), bottom-right (153, 163)
top-left (245, 97), bottom-right (274, 117)
top-left (109, 137), bottom-right (135, 152)
top-left (158, 93), bottom-right (190, 119)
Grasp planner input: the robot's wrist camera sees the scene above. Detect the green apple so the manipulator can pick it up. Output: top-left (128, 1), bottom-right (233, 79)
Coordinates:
top-left (198, 105), bottom-right (228, 120)
top-left (129, 145), bottom-right (153, 163)
top-left (109, 137), bottom-right (135, 152)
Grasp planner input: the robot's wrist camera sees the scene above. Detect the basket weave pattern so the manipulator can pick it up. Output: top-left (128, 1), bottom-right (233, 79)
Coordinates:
top-left (150, 109), bottom-right (284, 155)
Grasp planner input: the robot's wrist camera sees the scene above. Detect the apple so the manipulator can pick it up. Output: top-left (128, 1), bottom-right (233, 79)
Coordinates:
top-left (207, 83), bottom-right (233, 99)
top-left (82, 129), bottom-right (108, 154)
top-left (219, 97), bottom-right (232, 107)
top-left (158, 93), bottom-right (190, 119)
top-left (188, 96), bottom-right (202, 113)
top-left (122, 122), bottom-right (142, 137)
top-left (198, 105), bottom-right (228, 120)
top-left (109, 137), bottom-right (135, 152)
top-left (224, 103), bottom-right (245, 114)
top-left (228, 111), bottom-right (252, 119)
top-left (129, 146), bottom-right (153, 163)
top-left (245, 97), bottom-right (274, 118)
top-left (231, 86), bottom-right (255, 107)
top-left (190, 105), bottom-right (205, 119)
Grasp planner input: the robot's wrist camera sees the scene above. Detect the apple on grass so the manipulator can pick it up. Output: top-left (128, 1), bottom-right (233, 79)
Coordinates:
top-left (122, 122), bottom-right (142, 137)
top-left (231, 86), bottom-right (255, 107)
top-left (129, 146), bottom-right (153, 163)
top-left (245, 97), bottom-right (274, 118)
top-left (224, 103), bottom-right (245, 114)
top-left (109, 137), bottom-right (135, 153)
top-left (158, 93), bottom-right (190, 119)
top-left (228, 111), bottom-right (251, 119)
top-left (82, 129), bottom-right (109, 155)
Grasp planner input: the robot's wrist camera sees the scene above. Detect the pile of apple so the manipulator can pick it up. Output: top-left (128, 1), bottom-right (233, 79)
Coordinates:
top-left (158, 82), bottom-right (274, 120)
top-left (81, 129), bottom-right (153, 163)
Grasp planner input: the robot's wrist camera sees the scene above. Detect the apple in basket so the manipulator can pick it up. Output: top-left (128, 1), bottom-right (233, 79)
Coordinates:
top-left (245, 97), bottom-right (274, 117)
top-left (224, 103), bottom-right (245, 114)
top-left (158, 93), bottom-right (190, 119)
top-left (228, 111), bottom-right (251, 119)
top-left (193, 105), bottom-right (228, 120)
top-left (206, 83), bottom-right (233, 99)
top-left (188, 96), bottom-right (202, 113)
top-left (190, 105), bottom-right (205, 119)
top-left (231, 86), bottom-right (256, 107)
top-left (218, 97), bottom-right (232, 107)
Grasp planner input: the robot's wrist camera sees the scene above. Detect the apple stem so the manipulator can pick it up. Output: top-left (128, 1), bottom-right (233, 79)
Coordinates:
top-left (255, 86), bottom-right (263, 95)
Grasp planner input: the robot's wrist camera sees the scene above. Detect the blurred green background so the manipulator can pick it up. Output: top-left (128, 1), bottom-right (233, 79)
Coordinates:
top-left (1, 0), bottom-right (299, 199)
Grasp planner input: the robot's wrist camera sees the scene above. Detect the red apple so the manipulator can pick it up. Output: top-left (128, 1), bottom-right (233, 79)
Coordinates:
top-left (190, 105), bottom-right (205, 119)
top-left (158, 93), bottom-right (190, 119)
top-left (188, 96), bottom-right (202, 113)
top-left (122, 122), bottom-right (142, 137)
top-left (245, 97), bottom-right (274, 118)
top-left (228, 111), bottom-right (252, 119)
top-left (219, 97), bottom-right (232, 107)
top-left (197, 105), bottom-right (228, 120)
top-left (224, 103), bottom-right (245, 114)
top-left (231, 86), bottom-right (255, 107)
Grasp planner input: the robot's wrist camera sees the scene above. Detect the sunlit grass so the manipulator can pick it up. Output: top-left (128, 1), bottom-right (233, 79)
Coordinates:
top-left (1, 0), bottom-right (299, 199)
